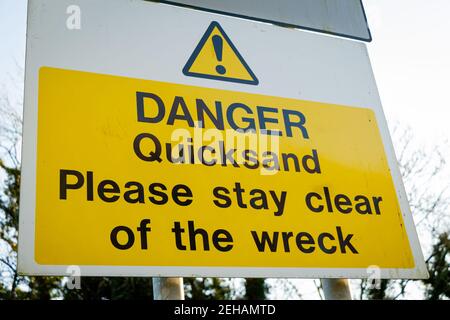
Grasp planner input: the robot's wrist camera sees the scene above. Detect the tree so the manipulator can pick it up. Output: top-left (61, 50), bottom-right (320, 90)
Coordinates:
top-left (0, 160), bottom-right (62, 299)
top-left (184, 278), bottom-right (233, 300)
top-left (61, 277), bottom-right (153, 300)
top-left (244, 279), bottom-right (268, 300)
top-left (423, 232), bottom-right (450, 300)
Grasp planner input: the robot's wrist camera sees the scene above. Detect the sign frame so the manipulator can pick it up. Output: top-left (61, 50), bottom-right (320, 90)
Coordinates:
top-left (152, 0), bottom-right (372, 42)
top-left (18, 0), bottom-right (427, 279)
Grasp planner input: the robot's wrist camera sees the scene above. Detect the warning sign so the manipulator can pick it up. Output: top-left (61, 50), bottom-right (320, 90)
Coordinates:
top-left (183, 21), bottom-right (259, 85)
top-left (34, 67), bottom-right (413, 271)
top-left (19, 0), bottom-right (427, 279)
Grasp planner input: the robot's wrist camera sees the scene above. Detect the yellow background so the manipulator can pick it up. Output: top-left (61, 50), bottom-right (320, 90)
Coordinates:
top-left (35, 67), bottom-right (414, 268)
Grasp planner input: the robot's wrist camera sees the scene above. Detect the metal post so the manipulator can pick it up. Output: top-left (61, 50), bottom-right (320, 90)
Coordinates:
top-left (152, 277), bottom-right (185, 300)
top-left (321, 279), bottom-right (352, 300)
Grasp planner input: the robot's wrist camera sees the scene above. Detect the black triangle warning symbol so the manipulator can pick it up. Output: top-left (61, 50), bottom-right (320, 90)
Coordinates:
top-left (183, 21), bottom-right (259, 85)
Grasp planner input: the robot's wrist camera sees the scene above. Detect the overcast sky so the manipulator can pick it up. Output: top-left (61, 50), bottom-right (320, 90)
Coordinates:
top-left (363, 0), bottom-right (450, 145)
top-left (0, 0), bottom-right (449, 299)
top-left (0, 0), bottom-right (26, 92)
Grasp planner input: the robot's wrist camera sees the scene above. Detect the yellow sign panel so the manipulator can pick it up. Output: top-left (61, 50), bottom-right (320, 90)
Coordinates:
top-left (35, 67), bottom-right (414, 268)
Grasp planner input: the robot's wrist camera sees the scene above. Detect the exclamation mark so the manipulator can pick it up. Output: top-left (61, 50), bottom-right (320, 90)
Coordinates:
top-left (212, 35), bottom-right (226, 75)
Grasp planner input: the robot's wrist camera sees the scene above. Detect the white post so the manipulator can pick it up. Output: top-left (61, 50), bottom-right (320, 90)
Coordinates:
top-left (321, 279), bottom-right (352, 300)
top-left (152, 277), bottom-right (185, 300)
